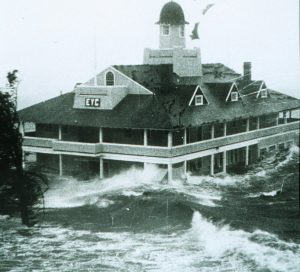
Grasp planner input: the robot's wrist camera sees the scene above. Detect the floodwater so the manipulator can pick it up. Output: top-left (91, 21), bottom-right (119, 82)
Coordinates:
top-left (1, 146), bottom-right (299, 272)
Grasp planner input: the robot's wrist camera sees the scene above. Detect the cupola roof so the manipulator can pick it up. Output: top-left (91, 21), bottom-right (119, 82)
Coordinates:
top-left (157, 1), bottom-right (189, 25)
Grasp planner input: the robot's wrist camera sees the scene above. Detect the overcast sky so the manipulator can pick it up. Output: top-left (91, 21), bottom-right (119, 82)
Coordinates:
top-left (0, 0), bottom-right (299, 109)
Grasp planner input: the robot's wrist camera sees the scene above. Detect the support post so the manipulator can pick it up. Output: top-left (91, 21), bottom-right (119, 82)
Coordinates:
top-left (183, 161), bottom-right (187, 176)
top-left (59, 154), bottom-right (63, 176)
top-left (211, 124), bottom-right (215, 139)
top-left (99, 127), bottom-right (103, 143)
top-left (245, 146), bottom-right (249, 166)
top-left (210, 154), bottom-right (214, 176)
top-left (99, 157), bottom-right (104, 179)
top-left (276, 113), bottom-right (279, 126)
top-left (246, 118), bottom-right (250, 132)
top-left (224, 122), bottom-right (227, 136)
top-left (168, 131), bottom-right (173, 148)
top-left (256, 117), bottom-right (260, 130)
top-left (168, 163), bottom-right (173, 183)
top-left (283, 111), bottom-right (288, 124)
top-left (223, 151), bottom-right (227, 173)
top-left (144, 129), bottom-right (148, 146)
top-left (19, 121), bottom-right (25, 137)
top-left (58, 125), bottom-right (62, 140)
top-left (183, 128), bottom-right (187, 145)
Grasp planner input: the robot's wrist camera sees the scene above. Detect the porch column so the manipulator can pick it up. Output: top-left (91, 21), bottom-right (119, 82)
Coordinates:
top-left (256, 117), bottom-right (260, 130)
top-left (224, 122), bottom-right (227, 136)
top-left (183, 161), bottom-right (187, 176)
top-left (223, 151), bottom-right (227, 173)
top-left (99, 157), bottom-right (104, 179)
top-left (283, 111), bottom-right (288, 124)
top-left (183, 128), bottom-right (187, 145)
top-left (211, 124), bottom-right (215, 139)
top-left (210, 154), bottom-right (214, 176)
top-left (19, 121), bottom-right (25, 137)
top-left (144, 129), bottom-right (148, 146)
top-left (99, 127), bottom-right (103, 143)
top-left (59, 154), bottom-right (63, 176)
top-left (168, 131), bottom-right (173, 148)
top-left (168, 163), bottom-right (173, 183)
top-left (58, 125), bottom-right (62, 140)
top-left (245, 146), bottom-right (249, 166)
top-left (246, 118), bottom-right (250, 132)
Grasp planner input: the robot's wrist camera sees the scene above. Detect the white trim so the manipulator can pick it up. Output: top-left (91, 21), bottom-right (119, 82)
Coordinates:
top-left (109, 66), bottom-right (153, 94)
top-left (260, 89), bottom-right (268, 98)
top-left (256, 81), bottom-right (267, 98)
top-left (230, 92), bottom-right (238, 102)
top-left (23, 127), bottom-right (299, 165)
top-left (188, 85), bottom-right (209, 106)
top-left (195, 95), bottom-right (204, 106)
top-left (225, 83), bottom-right (240, 102)
top-left (104, 70), bottom-right (115, 86)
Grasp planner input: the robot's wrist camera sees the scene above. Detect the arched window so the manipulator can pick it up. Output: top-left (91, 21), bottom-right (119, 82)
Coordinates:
top-left (106, 71), bottom-right (114, 86)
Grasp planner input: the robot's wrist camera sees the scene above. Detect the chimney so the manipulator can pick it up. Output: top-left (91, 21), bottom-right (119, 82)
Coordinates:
top-left (243, 62), bottom-right (252, 82)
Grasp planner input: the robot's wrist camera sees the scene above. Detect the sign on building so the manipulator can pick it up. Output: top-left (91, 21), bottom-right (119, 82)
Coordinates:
top-left (85, 98), bottom-right (101, 108)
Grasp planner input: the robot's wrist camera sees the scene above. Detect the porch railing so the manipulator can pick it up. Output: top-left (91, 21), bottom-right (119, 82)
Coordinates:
top-left (23, 121), bottom-right (299, 157)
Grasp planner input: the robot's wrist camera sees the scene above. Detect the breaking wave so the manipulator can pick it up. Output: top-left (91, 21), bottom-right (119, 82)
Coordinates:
top-left (1, 145), bottom-right (299, 271)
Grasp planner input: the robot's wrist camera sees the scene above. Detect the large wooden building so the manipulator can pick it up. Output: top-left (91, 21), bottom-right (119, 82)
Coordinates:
top-left (19, 1), bottom-right (300, 181)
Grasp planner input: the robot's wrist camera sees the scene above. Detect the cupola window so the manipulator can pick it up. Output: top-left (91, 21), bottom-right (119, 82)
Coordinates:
top-left (231, 92), bottom-right (238, 102)
top-left (106, 71), bottom-right (114, 86)
top-left (195, 95), bottom-right (204, 105)
top-left (161, 24), bottom-right (170, 36)
top-left (179, 25), bottom-right (185, 37)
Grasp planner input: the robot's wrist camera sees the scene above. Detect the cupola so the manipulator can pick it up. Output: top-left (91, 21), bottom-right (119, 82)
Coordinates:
top-left (157, 1), bottom-right (188, 49)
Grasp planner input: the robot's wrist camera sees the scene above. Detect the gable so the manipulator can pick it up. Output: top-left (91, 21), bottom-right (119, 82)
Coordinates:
top-left (84, 66), bottom-right (152, 95)
top-left (226, 83), bottom-right (241, 102)
top-left (256, 81), bottom-right (269, 99)
top-left (189, 85), bottom-right (209, 106)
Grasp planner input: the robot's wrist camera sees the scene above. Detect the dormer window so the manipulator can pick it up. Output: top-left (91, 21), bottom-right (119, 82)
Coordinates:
top-left (261, 89), bottom-right (268, 98)
top-left (231, 92), bottom-right (238, 102)
top-left (195, 95), bottom-right (204, 105)
top-left (161, 24), bottom-right (170, 36)
top-left (106, 71), bottom-right (114, 86)
top-left (179, 25), bottom-right (185, 37)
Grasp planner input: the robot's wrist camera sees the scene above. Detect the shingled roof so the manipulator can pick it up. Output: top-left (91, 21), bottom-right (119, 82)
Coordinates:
top-left (113, 63), bottom-right (241, 91)
top-left (19, 63), bottom-right (300, 130)
top-left (237, 80), bottom-right (266, 96)
top-left (19, 92), bottom-right (173, 130)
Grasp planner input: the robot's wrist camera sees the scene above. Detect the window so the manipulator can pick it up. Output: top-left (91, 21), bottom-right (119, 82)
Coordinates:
top-left (106, 71), bottom-right (114, 86)
top-left (161, 25), bottom-right (170, 36)
top-left (196, 158), bottom-right (202, 169)
top-left (124, 129), bottom-right (132, 138)
top-left (195, 95), bottom-right (203, 105)
top-left (231, 92), bottom-right (238, 102)
top-left (261, 89), bottom-right (268, 98)
top-left (179, 25), bottom-right (185, 37)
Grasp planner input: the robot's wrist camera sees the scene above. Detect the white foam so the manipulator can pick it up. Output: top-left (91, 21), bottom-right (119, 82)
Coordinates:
top-left (0, 215), bottom-right (10, 220)
top-left (247, 190), bottom-right (278, 198)
top-left (191, 212), bottom-right (300, 272)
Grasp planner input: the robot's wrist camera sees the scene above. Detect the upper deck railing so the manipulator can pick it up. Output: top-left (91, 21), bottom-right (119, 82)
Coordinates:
top-left (23, 121), bottom-right (300, 157)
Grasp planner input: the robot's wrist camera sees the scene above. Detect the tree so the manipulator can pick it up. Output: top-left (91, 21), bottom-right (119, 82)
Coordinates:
top-left (0, 71), bottom-right (48, 226)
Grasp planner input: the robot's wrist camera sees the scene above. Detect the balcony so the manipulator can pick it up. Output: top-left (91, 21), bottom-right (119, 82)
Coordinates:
top-left (52, 141), bottom-right (102, 154)
top-left (22, 121), bottom-right (299, 158)
top-left (23, 137), bottom-right (53, 148)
